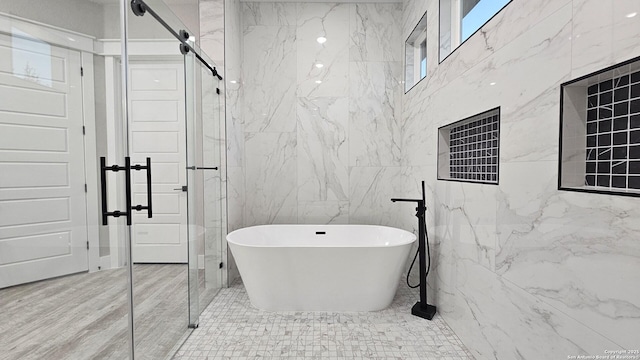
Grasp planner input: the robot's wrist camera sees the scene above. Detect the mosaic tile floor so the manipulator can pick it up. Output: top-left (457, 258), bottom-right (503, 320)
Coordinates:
top-left (173, 280), bottom-right (475, 360)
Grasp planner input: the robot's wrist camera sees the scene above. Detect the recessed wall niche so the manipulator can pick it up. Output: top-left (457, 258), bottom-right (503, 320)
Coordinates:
top-left (437, 107), bottom-right (500, 184)
top-left (559, 57), bottom-right (640, 196)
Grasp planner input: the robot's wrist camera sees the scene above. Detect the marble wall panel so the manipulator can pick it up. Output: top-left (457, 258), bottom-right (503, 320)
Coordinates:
top-left (240, 2), bottom-right (403, 230)
top-left (613, 0), bottom-right (640, 64)
top-left (349, 166), bottom-right (405, 227)
top-left (401, 0), bottom-right (640, 356)
top-left (497, 161), bottom-right (640, 348)
top-left (243, 25), bottom-right (297, 132)
top-left (200, 0), bottom-right (225, 65)
top-left (449, 260), bottom-right (622, 360)
top-left (297, 201), bottom-right (349, 224)
top-left (297, 97), bottom-right (349, 201)
top-left (349, 61), bottom-right (402, 166)
top-left (244, 132), bottom-right (297, 225)
top-left (242, 2), bottom-right (296, 26)
top-left (571, 0), bottom-right (614, 78)
top-left (350, 3), bottom-right (402, 62)
top-left (296, 3), bottom-right (350, 98)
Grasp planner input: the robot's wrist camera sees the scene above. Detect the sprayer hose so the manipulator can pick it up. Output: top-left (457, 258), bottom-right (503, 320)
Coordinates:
top-left (406, 215), bottom-right (431, 289)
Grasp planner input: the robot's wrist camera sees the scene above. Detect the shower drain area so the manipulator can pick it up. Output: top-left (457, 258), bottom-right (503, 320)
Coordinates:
top-left (173, 280), bottom-right (474, 360)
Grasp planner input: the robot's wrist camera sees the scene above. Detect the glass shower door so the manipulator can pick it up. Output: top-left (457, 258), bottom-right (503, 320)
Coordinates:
top-left (185, 47), bottom-right (224, 326)
top-left (125, 0), bottom-right (193, 358)
top-left (0, 3), bottom-right (134, 359)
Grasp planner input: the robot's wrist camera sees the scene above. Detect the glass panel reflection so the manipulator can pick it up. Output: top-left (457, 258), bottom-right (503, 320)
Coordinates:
top-left (0, 2), bottom-right (132, 358)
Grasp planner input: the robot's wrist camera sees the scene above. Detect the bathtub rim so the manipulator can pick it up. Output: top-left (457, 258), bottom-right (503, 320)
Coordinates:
top-left (226, 224), bottom-right (417, 249)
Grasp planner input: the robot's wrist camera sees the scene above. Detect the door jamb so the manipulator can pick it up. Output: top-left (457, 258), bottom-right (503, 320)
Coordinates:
top-left (80, 51), bottom-right (101, 272)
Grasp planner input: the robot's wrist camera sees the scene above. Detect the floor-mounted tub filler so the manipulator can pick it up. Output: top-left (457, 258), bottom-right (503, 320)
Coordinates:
top-left (227, 225), bottom-right (416, 312)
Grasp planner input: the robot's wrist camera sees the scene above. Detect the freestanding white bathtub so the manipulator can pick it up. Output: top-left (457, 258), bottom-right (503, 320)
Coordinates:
top-left (227, 224), bottom-right (416, 312)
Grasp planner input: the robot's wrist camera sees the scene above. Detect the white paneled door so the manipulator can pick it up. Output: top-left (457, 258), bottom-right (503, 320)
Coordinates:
top-left (129, 62), bottom-right (187, 263)
top-left (0, 33), bottom-right (88, 288)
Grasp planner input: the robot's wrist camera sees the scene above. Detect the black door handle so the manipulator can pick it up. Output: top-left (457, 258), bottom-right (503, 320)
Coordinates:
top-left (100, 156), bottom-right (130, 225)
top-left (99, 156), bottom-right (153, 226)
top-left (131, 157), bottom-right (153, 219)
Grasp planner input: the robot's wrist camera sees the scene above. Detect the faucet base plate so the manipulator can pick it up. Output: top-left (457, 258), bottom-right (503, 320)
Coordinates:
top-left (411, 302), bottom-right (437, 320)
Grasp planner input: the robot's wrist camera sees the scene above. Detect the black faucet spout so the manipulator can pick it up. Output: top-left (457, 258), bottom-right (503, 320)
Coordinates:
top-left (390, 198), bottom-right (421, 203)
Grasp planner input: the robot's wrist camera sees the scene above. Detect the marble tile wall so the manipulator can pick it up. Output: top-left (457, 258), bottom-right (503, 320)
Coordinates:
top-left (240, 2), bottom-right (404, 227)
top-left (401, 0), bottom-right (640, 359)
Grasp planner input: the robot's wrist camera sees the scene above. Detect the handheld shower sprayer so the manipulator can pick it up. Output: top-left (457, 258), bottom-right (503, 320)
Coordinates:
top-left (391, 181), bottom-right (437, 320)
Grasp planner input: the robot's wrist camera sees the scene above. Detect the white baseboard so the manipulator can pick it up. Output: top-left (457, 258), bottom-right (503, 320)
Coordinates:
top-left (99, 255), bottom-right (111, 270)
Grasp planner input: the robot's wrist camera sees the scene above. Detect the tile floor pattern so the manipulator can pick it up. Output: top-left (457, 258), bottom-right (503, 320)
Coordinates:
top-left (173, 280), bottom-right (475, 360)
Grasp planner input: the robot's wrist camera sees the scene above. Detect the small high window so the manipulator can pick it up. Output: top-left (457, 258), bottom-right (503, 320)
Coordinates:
top-left (404, 11), bottom-right (427, 93)
top-left (439, 0), bottom-right (511, 62)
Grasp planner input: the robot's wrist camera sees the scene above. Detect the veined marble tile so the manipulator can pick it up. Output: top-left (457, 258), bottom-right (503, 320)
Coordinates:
top-left (401, 0), bottom-right (428, 42)
top-left (224, 0), bottom-right (242, 72)
top-left (401, 91), bottom-right (437, 166)
top-left (296, 3), bottom-right (350, 98)
top-left (349, 61), bottom-right (402, 166)
top-left (297, 201), bottom-right (349, 224)
top-left (570, 0), bottom-right (614, 78)
top-left (226, 165), bottom-right (244, 285)
top-left (613, 0), bottom-right (640, 63)
top-left (349, 166), bottom-right (404, 228)
top-left (496, 161), bottom-right (640, 349)
top-left (446, 259), bottom-right (622, 360)
top-left (243, 26), bottom-right (296, 132)
top-left (438, 181), bottom-right (497, 272)
top-left (427, 0), bottom-right (572, 100)
top-left (200, 0), bottom-right (225, 65)
top-left (242, 2), bottom-right (296, 26)
top-left (499, 81), bottom-right (567, 163)
top-left (227, 166), bottom-right (244, 232)
top-left (350, 3), bottom-right (402, 62)
top-left (297, 2), bottom-right (349, 29)
top-left (297, 97), bottom-right (349, 201)
top-left (449, 4), bottom-right (572, 163)
top-left (244, 132), bottom-right (297, 225)
top-left (225, 85), bottom-right (244, 167)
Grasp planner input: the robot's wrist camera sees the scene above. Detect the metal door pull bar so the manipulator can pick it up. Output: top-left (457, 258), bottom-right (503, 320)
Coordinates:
top-left (186, 166), bottom-right (218, 170)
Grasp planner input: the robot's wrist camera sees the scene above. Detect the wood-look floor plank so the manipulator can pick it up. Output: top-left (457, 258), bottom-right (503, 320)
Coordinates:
top-left (0, 264), bottom-right (190, 360)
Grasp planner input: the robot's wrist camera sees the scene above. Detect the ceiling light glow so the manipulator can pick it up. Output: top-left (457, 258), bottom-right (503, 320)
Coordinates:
top-left (316, 36), bottom-right (327, 44)
top-left (626, 12), bottom-right (637, 18)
